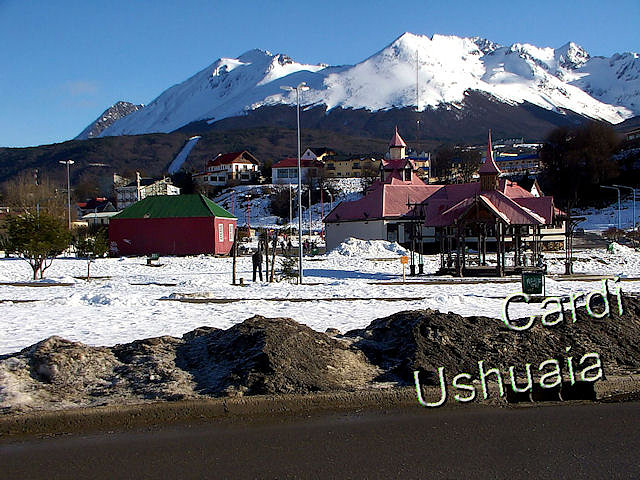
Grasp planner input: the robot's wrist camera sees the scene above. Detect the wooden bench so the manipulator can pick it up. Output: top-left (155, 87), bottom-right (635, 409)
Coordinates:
top-left (146, 253), bottom-right (160, 265)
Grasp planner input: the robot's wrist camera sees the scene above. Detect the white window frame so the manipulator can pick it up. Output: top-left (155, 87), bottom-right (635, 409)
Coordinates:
top-left (229, 223), bottom-right (234, 242)
top-left (218, 223), bottom-right (224, 242)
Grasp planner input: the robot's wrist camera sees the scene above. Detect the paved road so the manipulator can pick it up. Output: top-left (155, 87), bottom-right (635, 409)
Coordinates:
top-left (2, 402), bottom-right (640, 479)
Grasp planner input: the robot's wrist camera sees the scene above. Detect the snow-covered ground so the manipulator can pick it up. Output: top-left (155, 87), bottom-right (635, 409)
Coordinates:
top-left (578, 197), bottom-right (639, 231)
top-left (2, 238), bottom-right (640, 355)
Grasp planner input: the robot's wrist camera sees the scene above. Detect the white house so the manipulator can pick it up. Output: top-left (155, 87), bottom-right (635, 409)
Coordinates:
top-left (115, 174), bottom-right (180, 210)
top-left (192, 151), bottom-right (260, 187)
top-left (272, 157), bottom-right (324, 185)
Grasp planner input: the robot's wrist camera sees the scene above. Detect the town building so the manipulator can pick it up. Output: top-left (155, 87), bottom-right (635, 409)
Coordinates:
top-left (192, 151), bottom-right (260, 187)
top-left (494, 153), bottom-right (540, 175)
top-left (324, 129), bottom-right (565, 275)
top-left (115, 174), bottom-right (180, 210)
top-left (424, 135), bottom-right (564, 276)
top-left (626, 127), bottom-right (640, 142)
top-left (302, 147), bottom-right (336, 162)
top-left (272, 157), bottom-right (324, 185)
top-left (324, 128), bottom-right (440, 250)
top-left (81, 211), bottom-right (119, 226)
top-left (76, 197), bottom-right (117, 219)
top-left (408, 153), bottom-right (431, 181)
top-left (109, 194), bottom-right (236, 256)
top-left (324, 156), bottom-right (381, 178)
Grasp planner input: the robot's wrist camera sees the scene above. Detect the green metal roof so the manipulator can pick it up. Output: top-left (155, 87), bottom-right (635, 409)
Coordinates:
top-left (114, 194), bottom-right (236, 219)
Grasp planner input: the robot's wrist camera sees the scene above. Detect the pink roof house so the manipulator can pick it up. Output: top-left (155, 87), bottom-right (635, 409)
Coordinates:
top-left (324, 129), bottom-right (565, 270)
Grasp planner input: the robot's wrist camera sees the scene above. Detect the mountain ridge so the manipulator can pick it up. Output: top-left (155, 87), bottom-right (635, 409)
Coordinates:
top-left (93, 32), bottom-right (639, 138)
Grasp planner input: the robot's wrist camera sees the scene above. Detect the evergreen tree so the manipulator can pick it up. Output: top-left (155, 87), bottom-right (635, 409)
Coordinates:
top-left (6, 213), bottom-right (71, 280)
top-left (279, 254), bottom-right (298, 283)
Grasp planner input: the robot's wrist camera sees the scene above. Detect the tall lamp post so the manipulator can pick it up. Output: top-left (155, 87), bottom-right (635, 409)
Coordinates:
top-left (281, 82), bottom-right (309, 284)
top-left (613, 185), bottom-right (636, 231)
top-left (289, 183), bottom-right (293, 228)
top-left (59, 160), bottom-right (74, 229)
top-left (601, 186), bottom-right (621, 230)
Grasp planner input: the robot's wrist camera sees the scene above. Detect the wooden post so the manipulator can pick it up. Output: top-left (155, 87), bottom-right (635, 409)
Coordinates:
top-left (232, 228), bottom-right (237, 285)
top-left (482, 224), bottom-right (487, 265)
top-left (269, 234), bottom-right (277, 283)
top-left (264, 230), bottom-right (270, 281)
top-left (496, 222), bottom-right (502, 277)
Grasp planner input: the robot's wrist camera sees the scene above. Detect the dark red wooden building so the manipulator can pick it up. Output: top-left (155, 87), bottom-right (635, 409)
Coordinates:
top-left (109, 194), bottom-right (236, 256)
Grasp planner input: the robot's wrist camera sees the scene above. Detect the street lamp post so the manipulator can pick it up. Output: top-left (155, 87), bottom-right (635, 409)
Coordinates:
top-left (59, 160), bottom-right (74, 229)
top-left (613, 185), bottom-right (636, 231)
top-left (281, 82), bottom-right (309, 284)
top-left (289, 183), bottom-right (293, 229)
top-left (601, 186), bottom-right (621, 230)
top-left (308, 187), bottom-right (312, 237)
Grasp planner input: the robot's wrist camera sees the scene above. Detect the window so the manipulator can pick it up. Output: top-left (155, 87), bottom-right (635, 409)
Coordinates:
top-left (218, 223), bottom-right (224, 242)
top-left (229, 223), bottom-right (234, 242)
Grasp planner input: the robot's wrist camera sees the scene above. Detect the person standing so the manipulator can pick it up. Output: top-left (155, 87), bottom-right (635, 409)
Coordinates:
top-left (252, 248), bottom-right (263, 282)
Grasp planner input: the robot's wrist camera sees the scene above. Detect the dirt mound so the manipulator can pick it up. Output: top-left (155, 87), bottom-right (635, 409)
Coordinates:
top-left (0, 317), bottom-right (378, 413)
top-left (345, 294), bottom-right (640, 385)
top-left (177, 316), bottom-right (379, 397)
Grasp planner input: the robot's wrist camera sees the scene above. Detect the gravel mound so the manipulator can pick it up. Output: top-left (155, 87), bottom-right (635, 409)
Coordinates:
top-left (345, 294), bottom-right (640, 384)
top-left (177, 316), bottom-right (378, 397)
top-left (0, 316), bottom-right (378, 413)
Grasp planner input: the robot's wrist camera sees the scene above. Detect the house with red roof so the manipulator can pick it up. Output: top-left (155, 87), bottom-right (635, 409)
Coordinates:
top-left (272, 157), bottom-right (324, 185)
top-left (324, 128), bottom-right (440, 250)
top-left (324, 129), bottom-right (565, 275)
top-left (192, 151), bottom-right (260, 187)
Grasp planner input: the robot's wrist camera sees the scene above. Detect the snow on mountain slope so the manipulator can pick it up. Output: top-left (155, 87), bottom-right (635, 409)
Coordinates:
top-left (570, 52), bottom-right (640, 113)
top-left (99, 33), bottom-right (639, 137)
top-left (101, 50), bottom-right (329, 136)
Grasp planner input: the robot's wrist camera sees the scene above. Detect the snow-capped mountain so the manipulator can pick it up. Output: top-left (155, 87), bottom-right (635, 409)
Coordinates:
top-left (77, 101), bottom-right (143, 139)
top-left (98, 33), bottom-right (640, 137)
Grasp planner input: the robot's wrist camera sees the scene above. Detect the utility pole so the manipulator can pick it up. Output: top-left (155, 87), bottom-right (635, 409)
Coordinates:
top-left (289, 183), bottom-right (293, 230)
top-left (601, 186), bottom-right (621, 230)
top-left (309, 187), bottom-right (312, 237)
top-left (320, 188), bottom-right (324, 238)
top-left (34, 169), bottom-right (40, 220)
top-left (280, 82), bottom-right (308, 284)
top-left (614, 185), bottom-right (636, 231)
top-left (59, 160), bottom-right (74, 229)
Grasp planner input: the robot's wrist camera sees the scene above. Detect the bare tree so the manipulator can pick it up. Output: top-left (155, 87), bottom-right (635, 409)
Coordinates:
top-left (2, 171), bottom-right (67, 219)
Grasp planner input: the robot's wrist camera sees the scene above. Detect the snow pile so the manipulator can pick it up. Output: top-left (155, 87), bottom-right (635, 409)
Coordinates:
top-left (611, 242), bottom-right (635, 255)
top-left (328, 238), bottom-right (408, 258)
top-left (98, 33), bottom-right (638, 137)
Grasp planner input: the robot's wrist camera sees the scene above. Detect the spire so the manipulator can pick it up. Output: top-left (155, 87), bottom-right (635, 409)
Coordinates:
top-left (478, 129), bottom-right (501, 175)
top-left (389, 126), bottom-right (407, 147)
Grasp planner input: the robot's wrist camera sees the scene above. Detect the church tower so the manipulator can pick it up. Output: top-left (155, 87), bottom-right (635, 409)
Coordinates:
top-left (389, 126), bottom-right (407, 160)
top-left (479, 129), bottom-right (501, 191)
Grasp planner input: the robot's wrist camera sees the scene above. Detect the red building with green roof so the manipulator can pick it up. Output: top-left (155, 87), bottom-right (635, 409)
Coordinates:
top-left (109, 194), bottom-right (236, 256)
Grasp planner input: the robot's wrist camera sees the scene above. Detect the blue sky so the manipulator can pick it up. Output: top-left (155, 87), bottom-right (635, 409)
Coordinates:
top-left (1, 0), bottom-right (638, 147)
